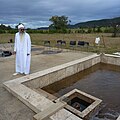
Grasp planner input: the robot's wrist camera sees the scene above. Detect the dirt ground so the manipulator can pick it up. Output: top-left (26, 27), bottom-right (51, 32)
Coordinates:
top-left (0, 45), bottom-right (94, 120)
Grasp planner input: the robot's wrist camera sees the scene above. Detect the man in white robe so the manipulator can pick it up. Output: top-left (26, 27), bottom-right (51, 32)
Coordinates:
top-left (13, 24), bottom-right (31, 75)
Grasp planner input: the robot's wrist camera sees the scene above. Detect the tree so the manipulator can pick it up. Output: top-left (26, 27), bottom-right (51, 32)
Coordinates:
top-left (109, 20), bottom-right (120, 37)
top-left (96, 27), bottom-right (102, 33)
top-left (49, 15), bottom-right (70, 33)
top-left (112, 24), bottom-right (120, 37)
top-left (0, 24), bottom-right (12, 30)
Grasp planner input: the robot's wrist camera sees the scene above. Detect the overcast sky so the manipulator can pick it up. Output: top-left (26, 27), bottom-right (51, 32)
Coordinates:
top-left (0, 0), bottom-right (120, 28)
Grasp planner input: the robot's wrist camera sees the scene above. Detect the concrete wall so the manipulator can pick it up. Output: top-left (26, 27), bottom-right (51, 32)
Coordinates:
top-left (23, 53), bottom-right (120, 90)
top-left (23, 54), bottom-right (101, 89)
top-left (101, 54), bottom-right (120, 66)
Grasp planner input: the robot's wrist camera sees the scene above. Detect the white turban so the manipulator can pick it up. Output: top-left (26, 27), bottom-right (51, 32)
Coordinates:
top-left (18, 24), bottom-right (25, 29)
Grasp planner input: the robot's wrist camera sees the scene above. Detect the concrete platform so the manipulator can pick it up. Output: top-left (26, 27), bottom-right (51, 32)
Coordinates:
top-left (0, 45), bottom-right (94, 120)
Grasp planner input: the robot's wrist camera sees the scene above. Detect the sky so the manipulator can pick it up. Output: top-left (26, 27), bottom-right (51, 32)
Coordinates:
top-left (0, 0), bottom-right (120, 28)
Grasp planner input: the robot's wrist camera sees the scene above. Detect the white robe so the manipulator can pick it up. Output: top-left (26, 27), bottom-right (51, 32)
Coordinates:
top-left (95, 37), bottom-right (100, 44)
top-left (14, 32), bottom-right (31, 74)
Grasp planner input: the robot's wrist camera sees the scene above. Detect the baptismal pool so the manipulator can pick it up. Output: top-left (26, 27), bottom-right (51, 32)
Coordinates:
top-left (42, 63), bottom-right (120, 120)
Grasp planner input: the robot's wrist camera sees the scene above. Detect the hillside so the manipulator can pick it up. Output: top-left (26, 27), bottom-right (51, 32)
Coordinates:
top-left (72, 17), bottom-right (120, 28)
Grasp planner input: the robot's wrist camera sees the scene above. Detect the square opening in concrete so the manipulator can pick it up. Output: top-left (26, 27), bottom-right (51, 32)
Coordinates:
top-left (67, 96), bottom-right (92, 112)
top-left (55, 89), bottom-right (102, 119)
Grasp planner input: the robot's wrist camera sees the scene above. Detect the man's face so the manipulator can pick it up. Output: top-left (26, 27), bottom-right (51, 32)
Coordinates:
top-left (19, 27), bottom-right (25, 33)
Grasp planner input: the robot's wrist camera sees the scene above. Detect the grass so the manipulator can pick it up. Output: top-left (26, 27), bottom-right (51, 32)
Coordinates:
top-left (0, 33), bottom-right (120, 54)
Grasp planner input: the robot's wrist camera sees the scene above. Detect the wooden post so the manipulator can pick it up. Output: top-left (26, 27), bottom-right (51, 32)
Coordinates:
top-left (101, 35), bottom-right (106, 48)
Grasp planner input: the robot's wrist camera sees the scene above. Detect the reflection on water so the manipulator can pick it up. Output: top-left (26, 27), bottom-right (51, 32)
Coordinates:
top-left (42, 63), bottom-right (120, 120)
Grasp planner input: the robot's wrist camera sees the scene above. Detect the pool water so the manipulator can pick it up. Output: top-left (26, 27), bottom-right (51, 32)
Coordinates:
top-left (42, 63), bottom-right (120, 120)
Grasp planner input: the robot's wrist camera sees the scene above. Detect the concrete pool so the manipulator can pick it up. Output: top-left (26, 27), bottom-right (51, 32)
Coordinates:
top-left (3, 53), bottom-right (120, 120)
top-left (42, 63), bottom-right (120, 120)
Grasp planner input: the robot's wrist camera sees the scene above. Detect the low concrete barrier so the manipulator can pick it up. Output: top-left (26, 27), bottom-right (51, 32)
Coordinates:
top-left (23, 54), bottom-right (100, 89)
top-left (101, 53), bottom-right (120, 66)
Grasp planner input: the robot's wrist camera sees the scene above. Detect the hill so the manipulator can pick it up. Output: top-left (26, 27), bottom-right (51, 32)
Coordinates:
top-left (71, 17), bottom-right (120, 28)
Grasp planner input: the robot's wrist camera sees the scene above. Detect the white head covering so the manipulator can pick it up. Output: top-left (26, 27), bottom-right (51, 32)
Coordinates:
top-left (18, 24), bottom-right (25, 29)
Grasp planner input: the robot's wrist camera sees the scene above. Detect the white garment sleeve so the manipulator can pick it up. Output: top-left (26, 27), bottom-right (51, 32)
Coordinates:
top-left (14, 34), bottom-right (17, 52)
top-left (27, 34), bottom-right (31, 54)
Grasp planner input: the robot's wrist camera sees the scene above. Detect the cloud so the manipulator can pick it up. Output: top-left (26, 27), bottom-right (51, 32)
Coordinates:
top-left (0, 0), bottom-right (120, 28)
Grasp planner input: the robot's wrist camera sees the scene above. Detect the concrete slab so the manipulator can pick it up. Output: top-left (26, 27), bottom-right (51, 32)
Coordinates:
top-left (0, 45), bottom-right (94, 120)
top-left (33, 102), bottom-right (66, 120)
top-left (3, 53), bottom-right (98, 120)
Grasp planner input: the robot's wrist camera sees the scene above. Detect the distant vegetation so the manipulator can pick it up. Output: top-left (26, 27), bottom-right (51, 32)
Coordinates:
top-left (0, 16), bottom-right (120, 37)
top-left (71, 16), bottom-right (120, 37)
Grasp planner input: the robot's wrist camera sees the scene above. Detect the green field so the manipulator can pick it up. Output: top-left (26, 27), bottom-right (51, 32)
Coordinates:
top-left (0, 33), bottom-right (120, 54)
